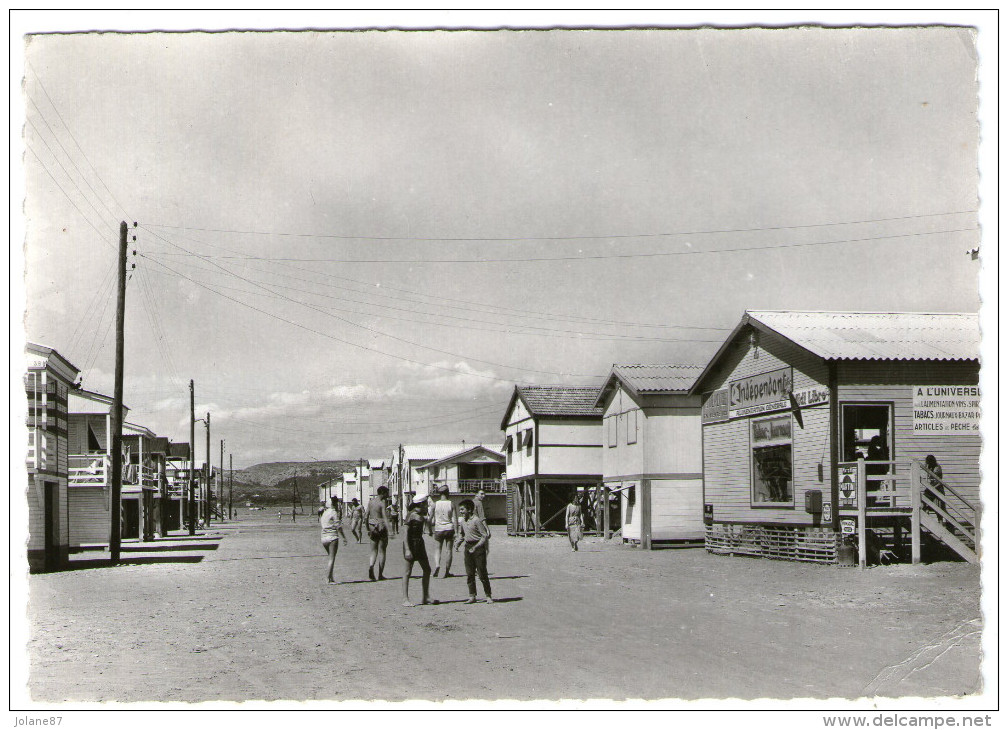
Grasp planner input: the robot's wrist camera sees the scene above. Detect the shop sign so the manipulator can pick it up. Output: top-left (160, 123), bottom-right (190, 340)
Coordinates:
top-left (790, 386), bottom-right (830, 408)
top-left (841, 518), bottom-right (856, 535)
top-left (838, 465), bottom-right (857, 507)
top-left (751, 415), bottom-right (792, 444)
top-left (729, 367), bottom-right (792, 417)
top-left (701, 388), bottom-right (730, 424)
top-left (822, 502), bottom-right (832, 523)
top-left (912, 385), bottom-right (981, 435)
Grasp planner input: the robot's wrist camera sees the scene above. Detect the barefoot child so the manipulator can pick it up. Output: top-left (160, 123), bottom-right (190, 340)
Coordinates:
top-left (402, 494), bottom-right (433, 607)
top-left (455, 499), bottom-right (493, 604)
top-left (320, 496), bottom-right (346, 583)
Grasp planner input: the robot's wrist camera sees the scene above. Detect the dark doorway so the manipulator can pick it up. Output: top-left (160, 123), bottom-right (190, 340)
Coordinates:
top-left (122, 498), bottom-right (140, 539)
top-left (44, 482), bottom-right (58, 571)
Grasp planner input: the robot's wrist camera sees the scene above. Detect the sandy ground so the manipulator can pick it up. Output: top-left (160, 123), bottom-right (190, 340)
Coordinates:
top-left (26, 513), bottom-right (982, 702)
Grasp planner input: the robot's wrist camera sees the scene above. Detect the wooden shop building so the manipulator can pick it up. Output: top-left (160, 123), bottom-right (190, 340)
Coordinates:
top-left (692, 311), bottom-right (980, 564)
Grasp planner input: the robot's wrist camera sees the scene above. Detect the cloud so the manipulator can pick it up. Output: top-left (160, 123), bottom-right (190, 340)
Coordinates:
top-left (391, 360), bottom-right (513, 401)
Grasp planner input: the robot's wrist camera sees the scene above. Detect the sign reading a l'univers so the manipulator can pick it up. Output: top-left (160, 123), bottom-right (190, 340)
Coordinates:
top-left (912, 385), bottom-right (981, 435)
top-left (729, 367), bottom-right (793, 417)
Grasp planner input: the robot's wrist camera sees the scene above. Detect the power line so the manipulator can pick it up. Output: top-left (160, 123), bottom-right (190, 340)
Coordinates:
top-left (25, 144), bottom-right (115, 248)
top-left (142, 224), bottom-right (727, 331)
top-left (67, 260), bottom-right (116, 355)
top-left (224, 408), bottom-right (501, 436)
top-left (139, 209), bottom-right (977, 243)
top-left (140, 250), bottom-right (725, 344)
top-left (26, 61), bottom-right (132, 221)
top-left (25, 94), bottom-right (120, 224)
top-left (142, 254), bottom-right (602, 382)
top-left (140, 228), bottom-right (616, 375)
top-left (139, 227), bottom-right (978, 264)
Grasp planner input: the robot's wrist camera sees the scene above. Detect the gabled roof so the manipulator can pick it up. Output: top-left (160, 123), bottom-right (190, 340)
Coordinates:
top-left (596, 364), bottom-right (703, 407)
top-left (368, 459), bottom-right (386, 470)
top-left (500, 385), bottom-right (603, 429)
top-left (26, 342), bottom-right (81, 379)
top-left (168, 442), bottom-right (190, 459)
top-left (68, 388), bottom-right (130, 416)
top-left (418, 444), bottom-right (505, 471)
top-left (401, 443), bottom-right (472, 463)
top-left (692, 311), bottom-right (981, 393)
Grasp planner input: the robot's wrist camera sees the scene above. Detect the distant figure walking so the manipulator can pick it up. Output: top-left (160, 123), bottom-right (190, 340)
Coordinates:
top-left (349, 498), bottom-right (363, 543)
top-left (366, 487), bottom-right (392, 581)
top-left (566, 493), bottom-right (583, 552)
top-left (388, 499), bottom-right (400, 536)
top-left (455, 499), bottom-right (493, 604)
top-left (320, 496), bottom-right (345, 583)
top-left (277, 509), bottom-right (282, 522)
top-left (402, 494), bottom-right (433, 607)
top-left (430, 485), bottom-right (458, 578)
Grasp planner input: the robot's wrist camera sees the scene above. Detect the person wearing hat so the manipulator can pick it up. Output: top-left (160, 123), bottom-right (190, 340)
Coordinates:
top-left (429, 484), bottom-right (459, 578)
top-left (402, 493), bottom-right (434, 607)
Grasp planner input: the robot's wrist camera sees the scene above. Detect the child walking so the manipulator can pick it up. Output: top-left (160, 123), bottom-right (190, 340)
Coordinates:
top-left (401, 494), bottom-right (434, 607)
top-left (455, 499), bottom-right (493, 604)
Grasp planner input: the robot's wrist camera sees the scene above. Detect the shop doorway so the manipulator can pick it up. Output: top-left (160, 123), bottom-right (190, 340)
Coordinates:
top-left (840, 403), bottom-right (893, 505)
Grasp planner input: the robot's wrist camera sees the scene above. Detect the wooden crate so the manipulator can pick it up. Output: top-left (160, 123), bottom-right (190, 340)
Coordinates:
top-left (706, 523), bottom-right (839, 564)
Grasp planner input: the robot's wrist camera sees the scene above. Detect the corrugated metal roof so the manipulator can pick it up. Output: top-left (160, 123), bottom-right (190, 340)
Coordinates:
top-left (748, 311), bottom-right (980, 361)
top-left (612, 364), bottom-right (703, 393)
top-left (402, 443), bottom-right (472, 463)
top-left (517, 385), bottom-right (604, 418)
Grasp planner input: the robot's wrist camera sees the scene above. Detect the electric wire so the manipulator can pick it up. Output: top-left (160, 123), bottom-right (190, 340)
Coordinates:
top-left (141, 225), bottom-right (727, 331)
top-left (25, 145), bottom-right (115, 249)
top-left (140, 250), bottom-right (725, 344)
top-left (141, 253), bottom-right (601, 382)
top-left (139, 209), bottom-right (977, 243)
top-left (140, 229), bottom-right (608, 378)
top-left (26, 94), bottom-right (120, 224)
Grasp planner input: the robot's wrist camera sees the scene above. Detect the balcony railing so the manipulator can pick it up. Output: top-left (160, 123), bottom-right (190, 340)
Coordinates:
top-left (433, 478), bottom-right (507, 494)
top-left (69, 454), bottom-right (108, 486)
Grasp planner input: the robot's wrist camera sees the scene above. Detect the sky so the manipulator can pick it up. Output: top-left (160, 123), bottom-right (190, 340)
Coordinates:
top-left (17, 22), bottom-right (985, 468)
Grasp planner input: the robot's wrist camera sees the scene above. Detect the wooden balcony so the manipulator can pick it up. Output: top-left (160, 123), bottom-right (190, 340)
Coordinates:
top-left (433, 479), bottom-right (507, 494)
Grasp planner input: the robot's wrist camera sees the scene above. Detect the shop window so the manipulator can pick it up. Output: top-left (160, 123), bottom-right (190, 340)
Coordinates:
top-left (627, 410), bottom-right (638, 445)
top-left (751, 415), bottom-right (793, 506)
top-left (525, 428), bottom-right (533, 454)
top-left (516, 431), bottom-right (523, 450)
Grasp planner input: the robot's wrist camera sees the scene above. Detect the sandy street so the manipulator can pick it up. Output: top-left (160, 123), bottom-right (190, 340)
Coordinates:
top-left (26, 515), bottom-right (982, 703)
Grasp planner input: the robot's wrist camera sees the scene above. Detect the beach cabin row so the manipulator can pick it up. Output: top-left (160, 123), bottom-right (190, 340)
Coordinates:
top-left (26, 342), bottom-right (196, 571)
top-left (389, 443), bottom-right (507, 523)
top-left (498, 311), bottom-right (981, 564)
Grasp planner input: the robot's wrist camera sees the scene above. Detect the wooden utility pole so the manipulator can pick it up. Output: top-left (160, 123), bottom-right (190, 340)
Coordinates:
top-left (292, 468), bottom-right (298, 522)
top-left (229, 453), bottom-right (234, 520)
top-left (219, 438), bottom-right (224, 521)
top-left (109, 222), bottom-right (128, 563)
top-left (188, 380), bottom-right (195, 536)
top-left (204, 412), bottom-right (211, 524)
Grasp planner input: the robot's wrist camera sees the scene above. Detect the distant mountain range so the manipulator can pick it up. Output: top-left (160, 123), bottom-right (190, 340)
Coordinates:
top-left (229, 460), bottom-right (365, 507)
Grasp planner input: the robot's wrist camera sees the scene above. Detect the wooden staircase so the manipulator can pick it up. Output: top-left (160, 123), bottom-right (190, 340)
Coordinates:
top-left (915, 464), bottom-right (979, 564)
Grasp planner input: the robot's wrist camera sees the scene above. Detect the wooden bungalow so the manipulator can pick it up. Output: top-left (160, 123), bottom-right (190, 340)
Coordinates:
top-left (165, 441), bottom-right (191, 531)
top-left (66, 389), bottom-right (160, 547)
top-left (692, 311), bottom-right (980, 565)
top-left (416, 445), bottom-right (507, 523)
top-left (25, 343), bottom-right (80, 572)
top-left (595, 364), bottom-right (705, 548)
top-left (392, 443), bottom-right (470, 505)
top-left (500, 385), bottom-right (604, 536)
